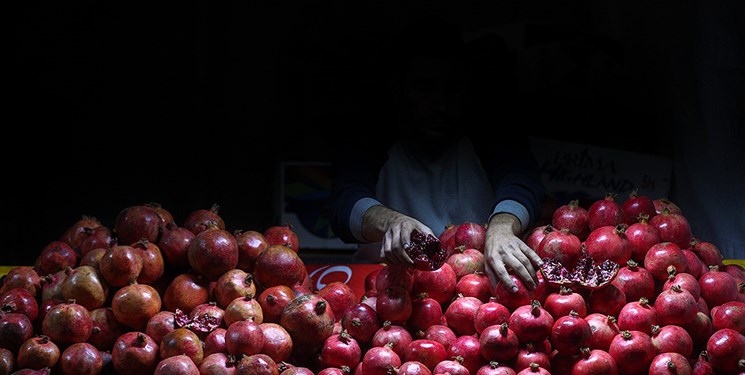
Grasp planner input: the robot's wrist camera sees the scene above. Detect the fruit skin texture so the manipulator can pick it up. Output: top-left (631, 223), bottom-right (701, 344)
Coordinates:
top-left (608, 330), bottom-right (656, 375)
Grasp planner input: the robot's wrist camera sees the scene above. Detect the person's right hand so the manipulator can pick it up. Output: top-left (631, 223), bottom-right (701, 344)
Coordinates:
top-left (361, 205), bottom-right (435, 267)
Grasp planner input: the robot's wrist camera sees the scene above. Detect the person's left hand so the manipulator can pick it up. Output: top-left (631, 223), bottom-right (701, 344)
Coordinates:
top-left (483, 213), bottom-right (543, 293)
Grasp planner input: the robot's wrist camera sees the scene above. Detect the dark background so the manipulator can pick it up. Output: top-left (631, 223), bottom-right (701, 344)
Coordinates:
top-left (7, 1), bottom-right (744, 266)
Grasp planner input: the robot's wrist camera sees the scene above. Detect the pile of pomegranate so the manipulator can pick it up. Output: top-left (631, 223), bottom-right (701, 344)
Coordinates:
top-left (0, 192), bottom-right (743, 375)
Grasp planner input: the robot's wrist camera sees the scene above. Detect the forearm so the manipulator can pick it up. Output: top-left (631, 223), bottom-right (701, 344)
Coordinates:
top-left (361, 205), bottom-right (406, 243)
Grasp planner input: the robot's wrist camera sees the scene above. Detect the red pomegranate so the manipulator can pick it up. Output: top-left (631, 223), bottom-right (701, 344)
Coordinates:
top-left (508, 300), bottom-right (555, 345)
top-left (132, 239), bottom-right (165, 285)
top-left (372, 321), bottom-right (413, 358)
top-left (536, 227), bottom-right (583, 270)
top-left (58, 342), bottom-right (104, 375)
top-left (40, 299), bottom-right (93, 346)
top-left (479, 323), bottom-right (519, 362)
top-left (611, 259), bottom-right (655, 304)
top-left (649, 207), bottom-right (693, 249)
top-left (319, 330), bottom-right (362, 370)
top-left (183, 204), bottom-right (225, 235)
top-left (620, 189), bottom-right (657, 225)
top-left (690, 237), bottom-right (724, 268)
top-left (644, 241), bottom-right (689, 281)
top-left (34, 241), bottom-right (78, 277)
top-left (583, 224), bottom-right (632, 266)
top-left (317, 281), bottom-right (359, 322)
top-left (163, 272), bottom-right (210, 316)
top-left (16, 335), bottom-right (60, 371)
top-left (648, 352), bottom-right (692, 375)
top-left (187, 223), bottom-right (239, 282)
top-left (253, 245), bottom-right (306, 289)
top-left (444, 294), bottom-right (483, 337)
top-left (453, 221), bottom-right (487, 252)
top-left (111, 331), bottom-right (160, 375)
top-left (705, 328), bottom-right (745, 374)
top-left (407, 295), bottom-right (443, 333)
top-left (98, 244), bottom-right (144, 288)
top-left (157, 225), bottom-right (195, 269)
top-left (587, 192), bottom-right (625, 231)
top-left (88, 307), bottom-right (127, 351)
top-left (279, 293), bottom-right (335, 361)
top-left (361, 342), bottom-right (402, 375)
top-left (111, 282), bottom-right (163, 331)
top-left (446, 247), bottom-right (485, 279)
top-left (550, 310), bottom-right (592, 355)
top-left (259, 322), bottom-right (293, 363)
top-left (234, 229), bottom-right (270, 272)
top-left (154, 354), bottom-right (199, 375)
top-left (584, 313), bottom-right (620, 352)
top-left (551, 199), bottom-right (591, 240)
top-left (340, 302), bottom-right (381, 346)
top-left (223, 295), bottom-right (264, 327)
top-left (410, 264), bottom-right (457, 305)
top-left (608, 330), bottom-right (656, 375)
top-left (617, 297), bottom-right (657, 334)
top-left (257, 285), bottom-right (295, 324)
top-left (263, 224), bottom-right (300, 253)
top-left (402, 339), bottom-right (448, 371)
top-left (77, 226), bottom-right (115, 256)
top-left (213, 268), bottom-right (257, 309)
top-left (699, 265), bottom-right (739, 309)
top-left (650, 324), bottom-right (693, 358)
top-left (570, 346), bottom-right (618, 375)
top-left (160, 327), bottom-right (204, 366)
top-left (114, 204), bottom-right (163, 245)
top-left (625, 213), bottom-right (661, 262)
top-left (446, 334), bottom-right (483, 375)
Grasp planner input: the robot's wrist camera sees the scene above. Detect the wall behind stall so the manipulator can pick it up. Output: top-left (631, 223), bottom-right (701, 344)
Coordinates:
top-left (7, 0), bottom-right (743, 266)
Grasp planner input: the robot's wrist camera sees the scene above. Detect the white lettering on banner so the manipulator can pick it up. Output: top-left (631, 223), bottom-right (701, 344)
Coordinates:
top-left (308, 265), bottom-right (353, 290)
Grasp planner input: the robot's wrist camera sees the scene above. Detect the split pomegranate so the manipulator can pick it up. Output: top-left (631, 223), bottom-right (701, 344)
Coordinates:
top-left (540, 247), bottom-right (619, 290)
top-left (404, 229), bottom-right (446, 271)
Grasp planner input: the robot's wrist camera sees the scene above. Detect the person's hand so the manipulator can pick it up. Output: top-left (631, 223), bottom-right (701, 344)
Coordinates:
top-left (361, 205), bottom-right (435, 267)
top-left (483, 213), bottom-right (543, 293)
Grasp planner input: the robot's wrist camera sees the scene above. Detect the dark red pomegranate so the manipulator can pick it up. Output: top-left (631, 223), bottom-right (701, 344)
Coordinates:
top-left (253, 245), bottom-right (305, 289)
top-left (223, 295), bottom-right (264, 327)
top-left (225, 318), bottom-right (264, 358)
top-left (444, 294), bottom-right (482, 337)
top-left (608, 330), bottom-right (656, 375)
top-left (16, 335), bottom-right (60, 371)
top-left (187, 223), bottom-right (239, 281)
top-left (438, 223), bottom-right (458, 256)
top-left (446, 334), bottom-right (483, 375)
top-left (234, 229), bottom-right (270, 272)
top-left (587, 283), bottom-right (626, 317)
top-left (617, 297), bottom-right (657, 334)
top-left (711, 301), bottom-right (745, 332)
top-left (154, 354), bottom-right (199, 375)
top-left (317, 281), bottom-right (359, 321)
top-left (259, 322), bottom-right (293, 363)
top-left (644, 241), bottom-right (689, 281)
top-left (570, 346), bottom-right (617, 375)
top-left (433, 357), bottom-right (470, 375)
top-left (524, 225), bottom-right (552, 253)
top-left (476, 361), bottom-right (516, 375)
top-left (453, 221), bottom-right (487, 252)
top-left (132, 239), bottom-right (165, 285)
top-left (404, 229), bottom-right (446, 271)
top-left (420, 324), bottom-right (455, 353)
top-left (705, 328), bottom-right (745, 374)
top-left (402, 339), bottom-right (448, 371)
top-left (59, 215), bottom-right (104, 254)
top-left (263, 224), bottom-right (300, 253)
top-left (361, 342), bottom-right (401, 375)
top-left (474, 297), bottom-right (511, 334)
top-left (0, 266), bottom-right (41, 297)
top-left (550, 310), bottom-right (592, 355)
top-left (551, 199), bottom-right (591, 240)
top-left (508, 300), bottom-right (555, 345)
top-left (654, 284), bottom-right (698, 326)
top-left (446, 247), bottom-right (485, 279)
top-left (1, 287), bottom-right (39, 322)
top-left (163, 272), bottom-right (210, 316)
top-left (77, 226), bottom-right (115, 256)
top-left (376, 286), bottom-right (413, 325)
top-left (98, 244), bottom-right (144, 288)
top-left (160, 327), bottom-right (204, 367)
top-left (699, 265), bottom-right (740, 309)
top-left (235, 353), bottom-right (278, 375)
top-left (648, 352), bottom-right (692, 375)
top-left (58, 342), bottom-right (104, 375)
top-left (372, 321), bottom-right (413, 358)
top-left (620, 189), bottom-right (657, 225)
top-left (398, 360), bottom-right (434, 375)
top-left (34, 241), bottom-right (78, 277)
top-left (649, 207), bottom-right (693, 249)
top-left (625, 213), bottom-right (661, 262)
top-left (318, 330), bottom-right (362, 369)
top-left (340, 302), bottom-right (381, 346)
top-left (183, 204), bottom-right (225, 235)
top-left (478, 323), bottom-right (519, 362)
top-left (611, 259), bottom-right (656, 303)
top-left (543, 286), bottom-right (587, 318)
top-left (690, 238), bottom-right (724, 268)
top-left (203, 327), bottom-right (227, 357)
top-left (407, 295), bottom-right (443, 333)
top-left (111, 331), bottom-right (160, 375)
top-left (114, 204), bottom-right (164, 245)
top-left (0, 311), bottom-right (34, 354)
top-left (536, 227), bottom-right (583, 270)
top-left (40, 299), bottom-right (93, 346)
top-left (653, 197), bottom-right (682, 215)
top-left (410, 264), bottom-right (456, 305)
top-left (587, 192), bottom-right (625, 231)
top-left (158, 225), bottom-right (195, 269)
top-left (584, 313), bottom-right (620, 352)
top-left (257, 285), bottom-right (295, 324)
top-left (279, 293), bottom-right (335, 361)
top-left (584, 223), bottom-right (632, 266)
top-left (87, 307), bottom-right (127, 351)
top-left (650, 324), bottom-right (693, 358)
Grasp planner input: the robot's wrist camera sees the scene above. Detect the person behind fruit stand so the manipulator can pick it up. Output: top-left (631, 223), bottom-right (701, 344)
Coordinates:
top-left (328, 16), bottom-right (548, 293)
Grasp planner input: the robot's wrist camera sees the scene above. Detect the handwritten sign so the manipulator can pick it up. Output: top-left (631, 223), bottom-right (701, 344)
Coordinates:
top-left (530, 137), bottom-right (672, 204)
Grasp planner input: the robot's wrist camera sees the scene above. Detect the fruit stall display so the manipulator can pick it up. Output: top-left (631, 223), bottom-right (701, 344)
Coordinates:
top-left (0, 193), bottom-right (743, 375)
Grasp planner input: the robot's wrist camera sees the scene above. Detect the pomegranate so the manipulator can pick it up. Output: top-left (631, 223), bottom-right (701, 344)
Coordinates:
top-left (516, 362), bottom-right (549, 374)
top-left (621, 190), bottom-right (657, 225)
top-left (407, 294), bottom-right (443, 333)
top-left (476, 361), bottom-right (517, 375)
top-left (508, 300), bottom-right (554, 345)
top-left (608, 330), bottom-right (656, 375)
top-left (540, 247), bottom-right (619, 291)
top-left (132, 239), bottom-right (165, 285)
top-left (40, 299), bottom-right (93, 346)
top-left (257, 285), bottom-right (295, 324)
top-left (410, 263), bottom-right (457, 305)
top-left (611, 259), bottom-right (655, 303)
top-left (587, 283), bottom-right (626, 317)
top-left (223, 295), bottom-right (264, 327)
top-left (420, 324), bottom-right (456, 352)
top-left (234, 229), bottom-right (270, 272)
top-left (58, 342), bottom-right (104, 375)
top-left (570, 346), bottom-right (618, 375)
top-left (398, 360), bottom-right (433, 375)
top-left (711, 301), bottom-right (745, 333)
top-left (34, 241), bottom-right (78, 277)
top-left (699, 265), bottom-right (739, 309)
top-left (183, 204), bottom-right (225, 235)
top-left (648, 352), bottom-right (692, 375)
top-left (371, 321), bottom-right (413, 358)
top-left (584, 313), bottom-right (620, 351)
top-left (474, 297), bottom-right (511, 334)
top-left (163, 272), bottom-right (211, 315)
top-left (77, 226), bottom-right (115, 256)
top-left (584, 223), bottom-right (632, 266)
top-left (60, 215), bottom-right (104, 254)
top-left (524, 225), bottom-right (552, 253)
top-left (155, 354), bottom-right (200, 375)
top-left (214, 269), bottom-right (257, 309)
top-left (225, 319), bottom-right (264, 357)
top-left (340, 302), bottom-right (381, 346)
top-left (317, 281), bottom-right (359, 321)
top-left (376, 286), bottom-right (413, 325)
top-left (145, 310), bottom-right (177, 344)
top-left (653, 197), bottom-right (682, 215)
top-left (88, 307), bottom-right (127, 351)
top-left (0, 311), bottom-right (34, 354)
top-left (650, 324), bottom-right (693, 357)
top-left (319, 330), bottom-right (362, 369)
top-left (111, 332), bottom-right (160, 374)
top-left (16, 335), bottom-right (60, 371)
top-left (188, 301), bottom-right (225, 334)
top-left (361, 342), bottom-right (401, 375)
top-left (253, 245), bottom-right (305, 289)
top-left (444, 294), bottom-right (482, 337)
top-left (625, 213), bottom-right (661, 262)
top-left (376, 264), bottom-right (414, 293)
top-left (99, 244), bottom-right (143, 288)
top-left (438, 223), bottom-right (458, 256)
top-left (587, 192), bottom-right (625, 231)
top-left (654, 284), bottom-right (698, 326)
top-left (690, 238), bottom-right (724, 268)
top-left (446, 334), bottom-right (483, 375)
top-left (536, 227), bottom-right (582, 270)
top-left (114, 204), bottom-right (163, 245)
top-left (158, 225), bottom-right (195, 269)
top-left (705, 328), bottom-right (745, 374)
top-left (259, 322), bottom-right (293, 363)
top-left (644, 241), bottom-right (689, 281)
top-left (111, 282), bottom-right (162, 331)
top-left (649, 207), bottom-right (693, 249)
top-left (160, 327), bottom-right (204, 366)
top-left (402, 339), bottom-right (448, 371)
top-left (551, 199), bottom-right (591, 240)
top-left (455, 271), bottom-right (492, 302)
top-left (446, 246), bottom-right (485, 279)
top-left (263, 224), bottom-right (300, 253)
top-left (433, 357), bottom-right (470, 375)
top-left (550, 310), bottom-right (592, 355)
top-left (187, 222), bottom-right (239, 281)
top-left (279, 293), bottom-right (335, 362)
top-left (543, 286), bottom-right (587, 319)
top-left (617, 297), bottom-right (657, 334)
top-left (479, 323), bottom-right (520, 362)
top-left (0, 348), bottom-right (14, 374)
top-left (453, 221), bottom-right (487, 252)
top-left (663, 269), bottom-right (702, 300)
top-left (491, 273), bottom-right (535, 311)
top-left (203, 327), bottom-right (227, 357)
top-left (0, 287), bottom-right (39, 322)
